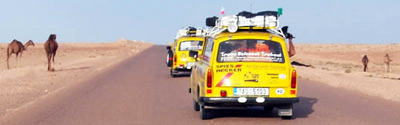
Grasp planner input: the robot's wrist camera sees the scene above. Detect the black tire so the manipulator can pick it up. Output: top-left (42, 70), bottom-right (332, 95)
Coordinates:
top-left (166, 51), bottom-right (173, 67)
top-left (170, 69), bottom-right (177, 77)
top-left (264, 106), bottom-right (274, 112)
top-left (278, 104), bottom-right (293, 120)
top-left (281, 116), bottom-right (292, 120)
top-left (193, 100), bottom-right (200, 111)
top-left (200, 106), bottom-right (211, 120)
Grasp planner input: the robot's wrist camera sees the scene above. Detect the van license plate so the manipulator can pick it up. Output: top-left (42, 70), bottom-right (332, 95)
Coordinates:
top-left (234, 88), bottom-right (269, 96)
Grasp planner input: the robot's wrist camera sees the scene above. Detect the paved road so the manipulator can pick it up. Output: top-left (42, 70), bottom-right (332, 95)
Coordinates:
top-left (2, 45), bottom-right (400, 125)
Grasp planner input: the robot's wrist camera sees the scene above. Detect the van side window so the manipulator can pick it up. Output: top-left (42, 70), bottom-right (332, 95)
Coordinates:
top-left (203, 38), bottom-right (214, 63)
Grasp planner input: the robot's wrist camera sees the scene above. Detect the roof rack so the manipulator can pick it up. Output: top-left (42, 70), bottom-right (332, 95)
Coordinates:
top-left (206, 11), bottom-right (285, 38)
top-left (175, 27), bottom-right (207, 39)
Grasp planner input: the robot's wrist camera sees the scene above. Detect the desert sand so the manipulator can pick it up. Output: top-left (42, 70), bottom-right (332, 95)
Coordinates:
top-left (0, 39), bottom-right (153, 118)
top-left (0, 41), bottom-right (399, 119)
top-left (291, 43), bottom-right (400, 102)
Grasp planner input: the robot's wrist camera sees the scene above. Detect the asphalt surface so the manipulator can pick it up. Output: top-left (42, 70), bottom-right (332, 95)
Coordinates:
top-left (1, 45), bottom-right (400, 125)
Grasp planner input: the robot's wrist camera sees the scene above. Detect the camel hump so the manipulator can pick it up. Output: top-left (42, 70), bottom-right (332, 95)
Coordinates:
top-left (11, 39), bottom-right (18, 43)
top-left (44, 40), bottom-right (58, 53)
top-left (17, 42), bottom-right (25, 50)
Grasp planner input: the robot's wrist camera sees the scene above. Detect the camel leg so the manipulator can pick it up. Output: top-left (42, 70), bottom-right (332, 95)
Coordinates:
top-left (47, 53), bottom-right (52, 71)
top-left (51, 53), bottom-right (56, 71)
top-left (16, 53), bottom-right (19, 68)
top-left (363, 65), bottom-right (367, 72)
top-left (7, 51), bottom-right (10, 69)
top-left (384, 63), bottom-right (387, 73)
top-left (52, 52), bottom-right (56, 65)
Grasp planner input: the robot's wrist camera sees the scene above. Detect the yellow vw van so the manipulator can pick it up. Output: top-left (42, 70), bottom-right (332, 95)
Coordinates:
top-left (189, 10), bottom-right (299, 120)
top-left (167, 27), bottom-right (206, 77)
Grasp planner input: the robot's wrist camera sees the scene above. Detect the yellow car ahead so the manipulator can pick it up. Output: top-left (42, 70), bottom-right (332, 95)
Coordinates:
top-left (189, 10), bottom-right (299, 120)
top-left (167, 27), bottom-right (206, 77)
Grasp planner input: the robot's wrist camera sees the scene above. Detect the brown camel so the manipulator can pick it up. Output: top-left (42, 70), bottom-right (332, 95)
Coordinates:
top-left (44, 34), bottom-right (58, 71)
top-left (362, 55), bottom-right (369, 72)
top-left (7, 39), bottom-right (35, 69)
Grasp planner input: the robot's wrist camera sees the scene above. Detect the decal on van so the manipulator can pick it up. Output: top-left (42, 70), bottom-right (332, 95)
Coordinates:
top-left (217, 40), bottom-right (285, 63)
top-left (216, 73), bottom-right (234, 87)
top-left (179, 41), bottom-right (203, 51)
top-left (245, 65), bottom-right (287, 71)
top-left (244, 72), bottom-right (259, 80)
top-left (216, 64), bottom-right (242, 72)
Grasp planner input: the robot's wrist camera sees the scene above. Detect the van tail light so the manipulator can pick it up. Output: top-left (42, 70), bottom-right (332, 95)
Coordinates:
top-left (220, 90), bottom-right (227, 97)
top-left (291, 70), bottom-right (297, 88)
top-left (173, 54), bottom-right (177, 66)
top-left (207, 68), bottom-right (213, 88)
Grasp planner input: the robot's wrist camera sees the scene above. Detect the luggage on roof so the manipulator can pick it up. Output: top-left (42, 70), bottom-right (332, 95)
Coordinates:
top-left (205, 10), bottom-right (283, 37)
top-left (175, 27), bottom-right (207, 39)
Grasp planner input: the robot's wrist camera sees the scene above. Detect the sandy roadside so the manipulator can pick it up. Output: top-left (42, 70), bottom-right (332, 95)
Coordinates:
top-left (0, 39), bottom-right (153, 118)
top-left (1, 41), bottom-right (398, 119)
top-left (292, 43), bottom-right (400, 103)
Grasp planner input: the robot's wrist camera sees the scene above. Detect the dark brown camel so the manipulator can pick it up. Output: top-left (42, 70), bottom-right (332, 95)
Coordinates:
top-left (362, 55), bottom-right (369, 72)
top-left (44, 34), bottom-right (58, 71)
top-left (7, 39), bottom-right (35, 69)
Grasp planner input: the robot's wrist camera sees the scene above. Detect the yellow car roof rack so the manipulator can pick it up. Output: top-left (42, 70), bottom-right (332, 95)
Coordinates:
top-left (175, 27), bottom-right (207, 39)
top-left (206, 10), bottom-right (285, 38)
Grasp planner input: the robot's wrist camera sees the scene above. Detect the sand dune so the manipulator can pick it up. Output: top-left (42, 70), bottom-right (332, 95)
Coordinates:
top-left (0, 39), bottom-right (153, 118)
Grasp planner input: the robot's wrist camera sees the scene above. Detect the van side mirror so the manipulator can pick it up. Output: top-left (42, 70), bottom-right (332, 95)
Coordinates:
top-left (166, 46), bottom-right (171, 50)
top-left (281, 26), bottom-right (295, 39)
top-left (282, 26), bottom-right (289, 37)
top-left (189, 50), bottom-right (199, 61)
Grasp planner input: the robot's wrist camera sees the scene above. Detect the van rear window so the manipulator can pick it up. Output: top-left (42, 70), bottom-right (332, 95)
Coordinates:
top-left (217, 40), bottom-right (284, 63)
top-left (179, 41), bottom-right (203, 51)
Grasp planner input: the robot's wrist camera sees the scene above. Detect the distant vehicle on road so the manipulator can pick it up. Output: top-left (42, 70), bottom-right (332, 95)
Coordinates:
top-left (189, 10), bottom-right (299, 120)
top-left (167, 27), bottom-right (206, 77)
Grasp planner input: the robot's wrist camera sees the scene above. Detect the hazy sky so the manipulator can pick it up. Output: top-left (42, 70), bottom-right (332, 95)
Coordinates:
top-left (0, 0), bottom-right (399, 44)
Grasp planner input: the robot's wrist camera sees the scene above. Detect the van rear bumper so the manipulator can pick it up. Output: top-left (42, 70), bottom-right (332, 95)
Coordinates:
top-left (173, 67), bottom-right (192, 71)
top-left (199, 97), bottom-right (299, 106)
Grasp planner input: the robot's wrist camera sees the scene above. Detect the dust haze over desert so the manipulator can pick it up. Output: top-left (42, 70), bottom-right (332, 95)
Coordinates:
top-left (0, 0), bottom-right (400, 124)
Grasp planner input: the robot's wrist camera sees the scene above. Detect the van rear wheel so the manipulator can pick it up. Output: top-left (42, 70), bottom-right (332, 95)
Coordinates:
top-left (264, 106), bottom-right (274, 112)
top-left (170, 69), bottom-right (177, 77)
top-left (278, 104), bottom-right (293, 120)
top-left (200, 106), bottom-right (211, 120)
top-left (193, 100), bottom-right (200, 111)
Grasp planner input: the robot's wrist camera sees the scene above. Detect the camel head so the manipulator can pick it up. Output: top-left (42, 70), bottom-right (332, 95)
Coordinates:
top-left (26, 40), bottom-right (35, 47)
top-left (48, 34), bottom-right (57, 41)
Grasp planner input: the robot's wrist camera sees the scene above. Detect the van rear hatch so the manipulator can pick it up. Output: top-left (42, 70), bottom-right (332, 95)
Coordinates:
top-left (213, 39), bottom-right (290, 88)
top-left (177, 40), bottom-right (204, 66)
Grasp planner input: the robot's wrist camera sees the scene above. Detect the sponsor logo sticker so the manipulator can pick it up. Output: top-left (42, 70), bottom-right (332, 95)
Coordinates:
top-left (275, 88), bottom-right (285, 95)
